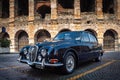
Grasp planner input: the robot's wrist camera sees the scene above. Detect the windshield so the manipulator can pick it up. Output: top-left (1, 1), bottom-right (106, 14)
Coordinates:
top-left (53, 32), bottom-right (81, 41)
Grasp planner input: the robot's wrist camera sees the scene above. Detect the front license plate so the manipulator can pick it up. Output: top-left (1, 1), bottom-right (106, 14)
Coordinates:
top-left (35, 64), bottom-right (43, 69)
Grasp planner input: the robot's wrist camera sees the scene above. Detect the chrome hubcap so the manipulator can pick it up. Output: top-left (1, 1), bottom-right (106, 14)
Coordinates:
top-left (66, 55), bottom-right (75, 72)
top-left (98, 56), bottom-right (102, 60)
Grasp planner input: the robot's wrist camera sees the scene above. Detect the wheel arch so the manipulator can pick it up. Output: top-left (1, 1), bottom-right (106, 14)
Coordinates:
top-left (63, 48), bottom-right (79, 66)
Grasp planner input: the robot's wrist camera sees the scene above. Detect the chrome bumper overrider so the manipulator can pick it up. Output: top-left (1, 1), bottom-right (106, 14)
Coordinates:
top-left (18, 57), bottom-right (63, 68)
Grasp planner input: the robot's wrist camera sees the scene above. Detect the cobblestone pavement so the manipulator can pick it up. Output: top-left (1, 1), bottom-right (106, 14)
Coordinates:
top-left (0, 51), bottom-right (120, 80)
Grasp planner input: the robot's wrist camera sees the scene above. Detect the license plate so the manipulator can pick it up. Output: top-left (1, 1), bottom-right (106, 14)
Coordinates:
top-left (35, 64), bottom-right (43, 69)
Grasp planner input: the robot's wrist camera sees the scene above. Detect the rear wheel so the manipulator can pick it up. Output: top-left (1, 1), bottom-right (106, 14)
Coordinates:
top-left (63, 52), bottom-right (76, 74)
top-left (95, 55), bottom-right (102, 62)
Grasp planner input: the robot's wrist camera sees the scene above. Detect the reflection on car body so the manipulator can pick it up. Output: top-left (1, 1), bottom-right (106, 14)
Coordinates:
top-left (18, 31), bottom-right (104, 74)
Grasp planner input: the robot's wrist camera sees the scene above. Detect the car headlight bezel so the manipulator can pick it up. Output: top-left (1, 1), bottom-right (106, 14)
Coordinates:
top-left (41, 48), bottom-right (47, 57)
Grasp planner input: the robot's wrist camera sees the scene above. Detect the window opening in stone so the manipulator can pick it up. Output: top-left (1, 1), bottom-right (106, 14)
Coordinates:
top-left (16, 0), bottom-right (28, 16)
top-left (37, 5), bottom-right (51, 19)
top-left (0, 0), bottom-right (9, 18)
top-left (80, 0), bottom-right (95, 12)
top-left (58, 0), bottom-right (74, 9)
top-left (103, 0), bottom-right (114, 14)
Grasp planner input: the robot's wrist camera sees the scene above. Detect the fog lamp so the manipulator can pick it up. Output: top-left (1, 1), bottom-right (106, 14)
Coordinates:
top-left (38, 54), bottom-right (42, 61)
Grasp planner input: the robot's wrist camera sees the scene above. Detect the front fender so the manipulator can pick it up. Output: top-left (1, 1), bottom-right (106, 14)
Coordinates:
top-left (50, 44), bottom-right (79, 63)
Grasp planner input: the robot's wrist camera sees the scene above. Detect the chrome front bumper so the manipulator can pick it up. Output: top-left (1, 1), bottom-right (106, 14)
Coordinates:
top-left (18, 57), bottom-right (63, 68)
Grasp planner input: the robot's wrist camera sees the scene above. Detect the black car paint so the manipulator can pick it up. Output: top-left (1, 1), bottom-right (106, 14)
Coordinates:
top-left (19, 31), bottom-right (103, 71)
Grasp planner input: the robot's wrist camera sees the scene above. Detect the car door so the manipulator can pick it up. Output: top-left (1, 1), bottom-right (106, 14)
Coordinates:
top-left (88, 33), bottom-right (99, 58)
top-left (78, 32), bottom-right (92, 62)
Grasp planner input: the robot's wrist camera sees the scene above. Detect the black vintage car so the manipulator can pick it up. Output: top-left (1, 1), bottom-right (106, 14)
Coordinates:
top-left (18, 31), bottom-right (103, 74)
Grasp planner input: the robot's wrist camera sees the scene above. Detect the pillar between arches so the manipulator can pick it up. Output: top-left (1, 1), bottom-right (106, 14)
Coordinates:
top-left (74, 0), bottom-right (81, 19)
top-left (28, 22), bottom-right (35, 45)
top-left (96, 0), bottom-right (103, 19)
top-left (51, 0), bottom-right (57, 19)
top-left (118, 37), bottom-right (120, 51)
top-left (98, 37), bottom-right (104, 46)
top-left (10, 38), bottom-right (16, 52)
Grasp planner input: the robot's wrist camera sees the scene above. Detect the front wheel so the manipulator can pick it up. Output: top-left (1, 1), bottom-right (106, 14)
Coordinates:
top-left (63, 52), bottom-right (76, 74)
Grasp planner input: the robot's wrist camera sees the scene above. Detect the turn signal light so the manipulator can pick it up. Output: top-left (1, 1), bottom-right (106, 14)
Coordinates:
top-left (50, 59), bottom-right (58, 64)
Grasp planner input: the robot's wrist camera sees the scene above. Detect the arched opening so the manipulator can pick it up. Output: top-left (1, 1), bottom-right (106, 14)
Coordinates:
top-left (103, 29), bottom-right (118, 51)
top-left (80, 0), bottom-right (95, 12)
top-left (15, 30), bottom-right (29, 51)
top-left (85, 29), bottom-right (97, 37)
top-left (58, 0), bottom-right (74, 9)
top-left (37, 5), bottom-right (51, 19)
top-left (103, 0), bottom-right (115, 14)
top-left (15, 0), bottom-right (28, 16)
top-left (0, 32), bottom-right (10, 48)
top-left (0, 32), bottom-right (9, 39)
top-left (34, 29), bottom-right (51, 43)
top-left (59, 29), bottom-right (71, 33)
top-left (0, 27), bottom-right (9, 39)
top-left (0, 0), bottom-right (9, 18)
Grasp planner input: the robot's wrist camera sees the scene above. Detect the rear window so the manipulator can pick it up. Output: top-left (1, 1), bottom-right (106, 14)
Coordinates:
top-left (88, 33), bottom-right (97, 43)
top-left (81, 32), bottom-right (90, 42)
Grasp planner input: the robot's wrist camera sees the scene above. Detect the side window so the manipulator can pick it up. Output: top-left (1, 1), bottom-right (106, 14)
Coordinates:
top-left (64, 33), bottom-right (71, 40)
top-left (88, 33), bottom-right (97, 43)
top-left (81, 32), bottom-right (90, 42)
top-left (75, 32), bottom-right (82, 40)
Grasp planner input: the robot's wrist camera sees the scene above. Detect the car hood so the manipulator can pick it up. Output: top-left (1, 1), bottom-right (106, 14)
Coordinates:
top-left (35, 40), bottom-right (74, 48)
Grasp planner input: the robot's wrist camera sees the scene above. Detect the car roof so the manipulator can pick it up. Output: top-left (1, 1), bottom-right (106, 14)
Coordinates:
top-left (60, 31), bottom-right (97, 39)
top-left (60, 31), bottom-right (89, 34)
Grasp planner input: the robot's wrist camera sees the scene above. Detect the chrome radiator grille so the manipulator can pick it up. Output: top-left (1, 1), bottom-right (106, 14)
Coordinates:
top-left (28, 46), bottom-right (38, 62)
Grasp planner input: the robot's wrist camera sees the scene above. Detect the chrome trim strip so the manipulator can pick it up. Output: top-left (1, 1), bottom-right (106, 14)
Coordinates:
top-left (18, 59), bottom-right (63, 67)
top-left (34, 45), bottom-right (38, 62)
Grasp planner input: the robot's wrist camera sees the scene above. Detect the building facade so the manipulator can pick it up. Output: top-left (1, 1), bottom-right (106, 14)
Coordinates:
top-left (0, 0), bottom-right (120, 52)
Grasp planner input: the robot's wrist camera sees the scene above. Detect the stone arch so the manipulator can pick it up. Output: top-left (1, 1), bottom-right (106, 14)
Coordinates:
top-left (0, 27), bottom-right (10, 39)
top-left (0, 32), bottom-right (10, 39)
top-left (37, 5), bottom-right (51, 19)
top-left (85, 29), bottom-right (97, 38)
top-left (103, 29), bottom-right (118, 51)
top-left (0, 32), bottom-right (10, 49)
top-left (34, 29), bottom-right (51, 43)
top-left (15, 30), bottom-right (29, 51)
top-left (59, 29), bottom-right (71, 33)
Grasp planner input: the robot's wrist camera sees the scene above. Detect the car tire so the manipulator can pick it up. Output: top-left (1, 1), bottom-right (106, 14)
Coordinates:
top-left (95, 55), bottom-right (102, 62)
top-left (63, 52), bottom-right (76, 74)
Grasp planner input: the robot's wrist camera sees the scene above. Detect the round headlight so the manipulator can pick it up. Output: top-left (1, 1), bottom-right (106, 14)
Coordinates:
top-left (23, 48), bottom-right (27, 55)
top-left (41, 48), bottom-right (47, 57)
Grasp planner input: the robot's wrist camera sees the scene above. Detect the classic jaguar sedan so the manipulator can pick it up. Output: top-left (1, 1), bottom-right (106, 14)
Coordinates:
top-left (18, 31), bottom-right (103, 74)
